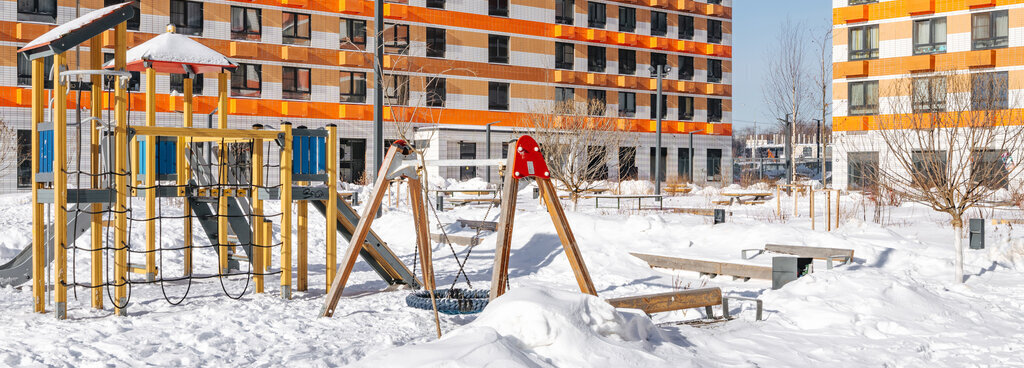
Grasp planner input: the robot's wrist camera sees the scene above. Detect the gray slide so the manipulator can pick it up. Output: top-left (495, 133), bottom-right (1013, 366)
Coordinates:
top-left (0, 204), bottom-right (100, 287)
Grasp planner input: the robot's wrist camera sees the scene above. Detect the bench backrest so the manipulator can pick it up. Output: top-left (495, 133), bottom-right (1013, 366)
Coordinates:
top-left (606, 287), bottom-right (722, 314)
top-left (765, 244), bottom-right (854, 260)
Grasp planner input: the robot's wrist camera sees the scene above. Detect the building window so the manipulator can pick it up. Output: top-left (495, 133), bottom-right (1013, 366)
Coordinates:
top-left (556, 0), bottom-right (574, 25)
top-left (618, 49), bottom-right (636, 75)
top-left (170, 0), bottom-right (204, 36)
top-left (679, 56), bottom-right (694, 80)
top-left (230, 6), bottom-right (261, 41)
top-left (556, 87), bottom-right (574, 104)
top-left (678, 148), bottom-right (691, 180)
top-left (426, 27), bottom-right (446, 58)
top-left (340, 18), bottom-right (367, 47)
top-left (708, 98), bottom-right (723, 122)
top-left (619, 92), bottom-right (636, 117)
top-left (588, 2), bottom-right (606, 29)
top-left (340, 71), bottom-right (366, 103)
top-left (912, 76), bottom-right (945, 113)
top-left (706, 149), bottom-right (722, 181)
top-left (17, 55), bottom-right (53, 88)
top-left (383, 74), bottom-right (410, 106)
top-left (971, 150), bottom-right (1009, 189)
top-left (105, 0), bottom-right (140, 30)
top-left (848, 152), bottom-right (879, 190)
top-left (679, 15), bottom-right (694, 40)
top-left (848, 80), bottom-right (878, 116)
top-left (103, 53), bottom-right (139, 91)
top-left (707, 19), bottom-right (723, 44)
top-left (587, 89), bottom-right (606, 114)
top-left (649, 147), bottom-right (667, 182)
top-left (231, 63), bottom-right (262, 98)
top-left (555, 42), bottom-right (574, 70)
top-left (18, 0), bottom-right (56, 23)
top-left (426, 0), bottom-right (445, 9)
top-left (619, 147), bottom-right (638, 180)
top-left (679, 96), bottom-right (694, 120)
top-left (913, 17), bottom-right (946, 55)
top-left (911, 150), bottom-right (948, 188)
top-left (489, 82), bottom-right (510, 110)
top-left (459, 142), bottom-right (477, 180)
top-left (707, 0), bottom-right (722, 4)
top-left (426, 78), bottom-right (446, 107)
top-left (849, 0), bottom-right (877, 5)
top-left (651, 11), bottom-right (667, 37)
top-left (972, 10), bottom-right (1008, 50)
top-left (649, 94), bottom-right (667, 119)
top-left (707, 59), bottom-right (722, 83)
top-left (489, 0), bottom-right (508, 17)
top-left (282, 11), bottom-right (311, 46)
top-left (282, 67), bottom-right (311, 100)
top-left (586, 146), bottom-right (609, 180)
top-left (849, 25), bottom-right (879, 60)
top-left (489, 35), bottom-right (509, 64)
top-left (170, 74), bottom-right (204, 95)
top-left (588, 46), bottom-right (606, 73)
top-left (972, 72), bottom-right (1009, 111)
top-left (619, 6), bottom-right (636, 33)
top-left (383, 23), bottom-right (410, 54)
top-left (650, 52), bottom-right (667, 75)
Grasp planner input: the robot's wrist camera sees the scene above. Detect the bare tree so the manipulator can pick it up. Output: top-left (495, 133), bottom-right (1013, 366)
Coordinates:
top-left (845, 71), bottom-right (1024, 283)
top-left (812, 20), bottom-right (833, 185)
top-left (0, 118), bottom-right (19, 177)
top-left (763, 18), bottom-right (811, 182)
top-left (522, 100), bottom-right (628, 209)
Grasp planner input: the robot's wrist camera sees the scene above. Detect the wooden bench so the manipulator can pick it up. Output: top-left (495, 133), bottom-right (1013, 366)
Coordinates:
top-left (665, 208), bottom-right (732, 216)
top-left (721, 192), bottom-right (773, 205)
top-left (664, 184), bottom-right (693, 195)
top-left (586, 194), bottom-right (664, 210)
top-left (607, 287), bottom-right (763, 321)
top-left (741, 243), bottom-right (854, 269)
top-left (631, 252), bottom-right (772, 281)
top-left (430, 232), bottom-right (482, 247)
top-left (456, 219), bottom-right (498, 232)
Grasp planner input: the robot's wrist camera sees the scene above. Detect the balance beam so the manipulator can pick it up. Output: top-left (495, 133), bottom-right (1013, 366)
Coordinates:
top-left (607, 287), bottom-right (721, 314)
top-left (631, 252), bottom-right (772, 280)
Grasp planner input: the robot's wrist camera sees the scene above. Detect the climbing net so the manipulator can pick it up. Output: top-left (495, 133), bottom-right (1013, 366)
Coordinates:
top-left (56, 74), bottom-right (286, 308)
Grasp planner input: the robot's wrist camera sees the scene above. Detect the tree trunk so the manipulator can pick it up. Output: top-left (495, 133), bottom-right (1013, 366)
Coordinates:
top-left (952, 216), bottom-right (965, 283)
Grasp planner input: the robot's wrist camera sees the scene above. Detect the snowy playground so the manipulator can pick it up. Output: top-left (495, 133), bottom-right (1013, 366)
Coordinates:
top-left (1, 179), bottom-right (1023, 367)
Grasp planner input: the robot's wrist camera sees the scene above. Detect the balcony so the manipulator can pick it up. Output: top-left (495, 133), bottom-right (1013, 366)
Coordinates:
top-left (905, 54), bottom-right (934, 72)
top-left (966, 50), bottom-right (995, 68)
top-left (905, 0), bottom-right (934, 14)
top-left (835, 60), bottom-right (869, 78)
top-left (836, 5), bottom-right (869, 23)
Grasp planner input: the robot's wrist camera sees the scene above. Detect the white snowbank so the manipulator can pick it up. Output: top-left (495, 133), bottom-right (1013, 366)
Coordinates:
top-left (352, 287), bottom-right (681, 368)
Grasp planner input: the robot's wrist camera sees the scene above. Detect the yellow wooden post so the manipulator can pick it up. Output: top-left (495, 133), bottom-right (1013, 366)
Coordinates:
top-left (144, 67), bottom-right (157, 281)
top-left (252, 124), bottom-right (264, 293)
top-left (264, 219), bottom-right (272, 272)
top-left (113, 23), bottom-right (129, 316)
top-left (834, 190), bottom-right (840, 230)
top-left (217, 72), bottom-right (229, 274)
top-left (30, 57), bottom-right (45, 314)
top-left (793, 186), bottom-right (799, 217)
top-left (181, 76), bottom-right (193, 276)
top-left (776, 186), bottom-right (781, 215)
top-left (826, 190), bottom-right (832, 232)
top-left (810, 189), bottom-right (816, 231)
top-left (326, 124), bottom-right (338, 292)
top-left (53, 52), bottom-right (68, 319)
top-left (89, 37), bottom-right (104, 309)
top-left (297, 192), bottom-right (307, 291)
top-left (280, 123), bottom-right (293, 299)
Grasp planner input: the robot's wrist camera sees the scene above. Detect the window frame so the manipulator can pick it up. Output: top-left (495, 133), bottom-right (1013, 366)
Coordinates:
top-left (426, 27), bottom-right (446, 58)
top-left (556, 87), bottom-right (575, 105)
top-left (678, 96), bottom-right (694, 120)
top-left (105, 0), bottom-right (140, 30)
top-left (340, 18), bottom-right (367, 47)
top-left (282, 66), bottom-right (311, 101)
top-left (649, 93), bottom-right (667, 119)
top-left (230, 63), bottom-right (262, 98)
top-left (18, 0), bottom-right (57, 23)
top-left (488, 82), bottom-right (510, 111)
top-left (588, 45), bottom-right (606, 73)
top-left (556, 0), bottom-right (575, 25)
top-left (383, 74), bottom-right (410, 106)
top-left (489, 35), bottom-right (510, 64)
top-left (426, 0), bottom-right (445, 9)
top-left (619, 6), bottom-right (636, 33)
top-left (707, 19), bottom-right (723, 44)
top-left (913, 17), bottom-right (946, 55)
top-left (912, 76), bottom-right (946, 113)
top-left (707, 59), bottom-right (722, 83)
top-left (383, 23), bottom-right (410, 55)
top-left (971, 71), bottom-right (1009, 111)
top-left (230, 6), bottom-right (261, 41)
top-left (651, 11), bottom-right (668, 37)
top-left (679, 15), bottom-right (694, 40)
top-left (678, 56), bottom-right (694, 80)
top-left (972, 10), bottom-right (1009, 50)
top-left (587, 1), bottom-right (606, 29)
top-left (555, 42), bottom-right (575, 70)
top-left (170, 0), bottom-right (204, 36)
top-left (282, 11), bottom-right (311, 46)
top-left (340, 70), bottom-right (367, 103)
top-left (848, 80), bottom-right (879, 116)
top-left (708, 98), bottom-right (723, 122)
top-left (169, 73), bottom-right (204, 95)
top-left (618, 49), bottom-right (636, 75)
top-left (618, 91), bottom-right (636, 117)
top-left (587, 89), bottom-right (606, 115)
top-left (17, 55), bottom-right (53, 88)
top-left (489, 0), bottom-right (509, 17)
top-left (426, 78), bottom-right (446, 107)
top-left (848, 24), bottom-right (879, 61)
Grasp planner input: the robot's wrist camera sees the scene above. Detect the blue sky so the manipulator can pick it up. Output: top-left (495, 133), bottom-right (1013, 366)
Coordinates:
top-left (732, 0), bottom-right (832, 130)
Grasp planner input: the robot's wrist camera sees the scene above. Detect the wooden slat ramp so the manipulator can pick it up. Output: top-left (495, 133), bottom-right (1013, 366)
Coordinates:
top-left (607, 287), bottom-right (721, 315)
top-left (631, 252), bottom-right (772, 280)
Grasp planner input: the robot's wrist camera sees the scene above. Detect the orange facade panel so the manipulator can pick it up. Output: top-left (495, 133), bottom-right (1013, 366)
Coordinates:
top-left (834, 116), bottom-right (870, 131)
top-left (966, 50), bottom-right (995, 68)
top-left (15, 23), bottom-right (49, 42)
top-left (337, 0), bottom-right (363, 14)
top-left (338, 104), bottom-right (368, 120)
top-left (906, 0), bottom-right (935, 15)
top-left (230, 99), bottom-right (260, 115)
top-left (906, 54), bottom-right (935, 72)
top-left (836, 5), bottom-right (869, 23)
top-left (281, 0), bottom-right (308, 7)
top-left (965, 0), bottom-right (997, 8)
top-left (553, 25), bottom-right (576, 39)
top-left (613, 32), bottom-right (637, 46)
top-left (229, 42), bottom-right (258, 58)
top-left (281, 46), bottom-right (308, 62)
top-left (584, 29), bottom-right (606, 42)
top-left (647, 0), bottom-right (669, 8)
top-left (584, 73), bottom-right (606, 86)
top-left (383, 3), bottom-right (407, 19)
top-left (338, 50), bottom-right (365, 66)
top-left (835, 60), bottom-right (869, 78)
top-left (554, 70), bottom-right (577, 84)
top-left (281, 101), bottom-right (309, 117)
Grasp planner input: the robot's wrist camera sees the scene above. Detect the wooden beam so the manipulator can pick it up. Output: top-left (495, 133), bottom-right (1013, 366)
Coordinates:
top-left (606, 288), bottom-right (722, 314)
top-left (297, 183), bottom-right (308, 292)
top-left (30, 56), bottom-right (45, 314)
top-left (113, 22), bottom-right (129, 316)
top-left (631, 253), bottom-right (772, 280)
top-left (489, 152), bottom-right (520, 300)
top-left (144, 67), bottom-right (157, 281)
top-left (539, 178), bottom-right (597, 296)
top-left (89, 36), bottom-right (104, 310)
top-left (182, 77), bottom-right (193, 276)
top-left (130, 126), bottom-right (280, 140)
top-left (280, 123), bottom-right (293, 299)
top-left (410, 177), bottom-right (442, 337)
top-left (53, 51), bottom-right (68, 319)
top-left (325, 125), bottom-right (338, 292)
top-left (252, 125), bottom-right (264, 293)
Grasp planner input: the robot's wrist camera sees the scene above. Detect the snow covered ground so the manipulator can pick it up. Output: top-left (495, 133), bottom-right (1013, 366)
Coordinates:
top-left (1, 182), bottom-right (1023, 367)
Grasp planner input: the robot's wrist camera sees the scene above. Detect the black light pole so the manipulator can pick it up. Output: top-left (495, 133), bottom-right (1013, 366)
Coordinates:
top-left (485, 120), bottom-right (500, 183)
top-left (779, 113), bottom-right (793, 184)
top-left (813, 118), bottom-right (822, 184)
top-left (686, 130), bottom-right (701, 182)
top-left (372, 0), bottom-right (384, 180)
top-left (649, 64), bottom-right (671, 195)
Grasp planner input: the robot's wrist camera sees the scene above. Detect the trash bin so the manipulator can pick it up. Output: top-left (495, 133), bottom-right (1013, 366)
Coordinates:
top-left (772, 256), bottom-right (813, 290)
top-left (969, 218), bottom-right (984, 250)
top-left (714, 209), bottom-right (726, 225)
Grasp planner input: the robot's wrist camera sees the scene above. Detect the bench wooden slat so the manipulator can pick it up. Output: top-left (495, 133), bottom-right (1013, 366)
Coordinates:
top-left (631, 252), bottom-right (772, 280)
top-left (764, 244), bottom-right (854, 260)
top-left (457, 219), bottom-right (498, 232)
top-left (606, 287), bottom-right (722, 314)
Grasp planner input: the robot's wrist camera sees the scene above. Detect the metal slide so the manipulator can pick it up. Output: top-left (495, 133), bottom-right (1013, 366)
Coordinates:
top-left (311, 196), bottom-right (420, 288)
top-left (186, 147), bottom-right (253, 270)
top-left (0, 204), bottom-right (101, 287)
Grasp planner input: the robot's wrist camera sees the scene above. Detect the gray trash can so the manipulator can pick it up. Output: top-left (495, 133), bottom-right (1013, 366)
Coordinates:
top-left (772, 256), bottom-right (813, 290)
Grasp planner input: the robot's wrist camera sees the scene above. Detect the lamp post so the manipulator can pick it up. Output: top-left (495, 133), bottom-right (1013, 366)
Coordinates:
top-left (779, 113), bottom-right (792, 184)
top-left (649, 64), bottom-right (671, 195)
top-left (485, 120), bottom-right (501, 183)
top-left (685, 130), bottom-right (702, 183)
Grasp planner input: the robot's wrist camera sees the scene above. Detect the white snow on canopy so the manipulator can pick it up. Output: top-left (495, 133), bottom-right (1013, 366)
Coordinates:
top-left (22, 2), bottom-right (132, 50)
top-left (108, 31), bottom-right (236, 73)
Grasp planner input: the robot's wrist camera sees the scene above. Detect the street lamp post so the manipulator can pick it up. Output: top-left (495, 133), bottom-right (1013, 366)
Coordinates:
top-left (649, 64), bottom-right (671, 195)
top-left (685, 130), bottom-right (701, 183)
top-left (485, 120), bottom-right (500, 183)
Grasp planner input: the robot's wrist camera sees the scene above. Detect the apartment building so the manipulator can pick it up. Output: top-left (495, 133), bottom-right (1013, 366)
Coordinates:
top-left (2, 0), bottom-right (733, 191)
top-left (832, 0), bottom-right (1023, 190)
